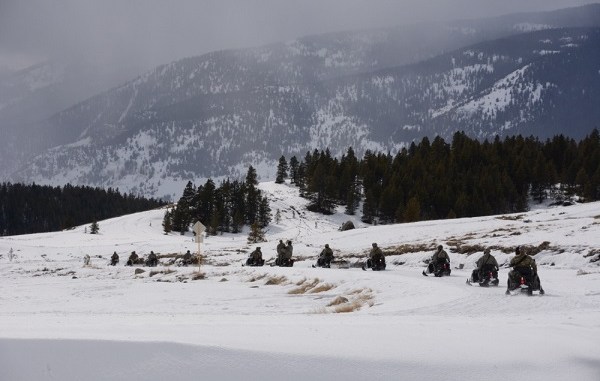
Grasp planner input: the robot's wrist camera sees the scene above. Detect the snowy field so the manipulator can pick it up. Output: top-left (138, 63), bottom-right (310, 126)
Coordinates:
top-left (1, 182), bottom-right (600, 381)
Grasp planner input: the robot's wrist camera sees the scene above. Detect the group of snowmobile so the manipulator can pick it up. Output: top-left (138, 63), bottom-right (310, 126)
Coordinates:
top-left (244, 241), bottom-right (388, 271)
top-left (246, 242), bottom-right (545, 296)
top-left (109, 239), bottom-right (544, 296)
top-left (244, 240), bottom-right (295, 268)
top-left (423, 245), bottom-right (544, 295)
top-left (109, 250), bottom-right (195, 267)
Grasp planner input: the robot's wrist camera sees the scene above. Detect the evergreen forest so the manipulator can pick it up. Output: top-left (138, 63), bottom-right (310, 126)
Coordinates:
top-left (0, 183), bottom-right (165, 236)
top-left (289, 130), bottom-right (600, 223)
top-left (166, 166), bottom-right (271, 236)
top-left (170, 130), bottom-right (599, 232)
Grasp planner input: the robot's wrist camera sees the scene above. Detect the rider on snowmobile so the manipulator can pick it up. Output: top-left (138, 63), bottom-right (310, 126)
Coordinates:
top-left (471, 248), bottom-right (499, 283)
top-left (246, 247), bottom-right (264, 266)
top-left (425, 245), bottom-right (450, 275)
top-left (315, 244), bottom-right (334, 267)
top-left (507, 246), bottom-right (537, 288)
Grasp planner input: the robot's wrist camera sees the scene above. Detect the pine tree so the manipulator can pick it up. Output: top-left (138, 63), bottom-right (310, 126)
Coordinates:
top-left (172, 181), bottom-right (195, 234)
top-left (90, 220), bottom-right (99, 234)
top-left (275, 156), bottom-right (288, 184)
top-left (245, 166), bottom-right (260, 224)
top-left (232, 209), bottom-right (244, 233)
top-left (289, 156), bottom-right (299, 184)
top-left (361, 189), bottom-right (377, 223)
top-left (345, 190), bottom-right (358, 215)
top-left (246, 165), bottom-right (258, 187)
top-left (209, 211), bottom-right (220, 236)
top-left (162, 210), bottom-right (172, 234)
top-left (531, 151), bottom-right (551, 203)
top-left (171, 207), bottom-right (187, 235)
top-left (247, 221), bottom-right (266, 243)
top-left (403, 197), bottom-right (421, 223)
top-left (575, 168), bottom-right (591, 201)
top-left (379, 185), bottom-right (401, 223)
top-left (258, 196), bottom-right (272, 228)
top-left (340, 147), bottom-right (360, 215)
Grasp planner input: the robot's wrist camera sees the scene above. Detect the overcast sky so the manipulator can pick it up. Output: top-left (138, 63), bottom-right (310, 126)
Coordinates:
top-left (0, 0), bottom-right (594, 72)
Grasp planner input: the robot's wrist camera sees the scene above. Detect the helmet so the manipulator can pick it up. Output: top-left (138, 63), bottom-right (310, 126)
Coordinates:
top-left (372, 243), bottom-right (377, 247)
top-left (325, 244), bottom-right (329, 248)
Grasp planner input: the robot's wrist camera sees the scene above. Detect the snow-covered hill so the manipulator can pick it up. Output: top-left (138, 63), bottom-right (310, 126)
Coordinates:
top-left (1, 182), bottom-right (599, 380)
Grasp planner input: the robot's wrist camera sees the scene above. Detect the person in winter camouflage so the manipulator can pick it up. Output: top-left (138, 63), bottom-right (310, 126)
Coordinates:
top-left (182, 250), bottom-right (193, 266)
top-left (146, 251), bottom-right (158, 267)
top-left (509, 247), bottom-right (536, 276)
top-left (284, 240), bottom-right (293, 260)
top-left (276, 240), bottom-right (286, 265)
top-left (424, 245), bottom-right (450, 275)
top-left (315, 244), bottom-right (334, 268)
top-left (274, 240), bottom-right (294, 266)
top-left (364, 242), bottom-right (385, 270)
top-left (471, 248), bottom-right (499, 283)
top-left (506, 246), bottom-right (541, 294)
top-left (110, 251), bottom-right (119, 266)
top-left (246, 247), bottom-right (264, 266)
top-left (126, 251), bottom-right (138, 266)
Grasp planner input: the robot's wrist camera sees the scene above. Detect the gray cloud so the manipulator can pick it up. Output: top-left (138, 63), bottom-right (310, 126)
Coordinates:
top-left (0, 0), bottom-right (594, 71)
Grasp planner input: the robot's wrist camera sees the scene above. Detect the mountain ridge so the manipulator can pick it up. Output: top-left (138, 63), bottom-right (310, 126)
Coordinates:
top-left (4, 5), bottom-right (600, 198)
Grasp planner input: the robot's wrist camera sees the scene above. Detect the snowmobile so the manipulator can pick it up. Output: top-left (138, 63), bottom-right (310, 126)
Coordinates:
top-left (244, 257), bottom-right (265, 267)
top-left (272, 257), bottom-right (294, 267)
top-left (505, 269), bottom-right (545, 296)
top-left (422, 260), bottom-right (451, 277)
top-left (466, 267), bottom-right (499, 287)
top-left (145, 256), bottom-right (158, 267)
top-left (362, 257), bottom-right (386, 271)
top-left (126, 256), bottom-right (144, 266)
top-left (312, 256), bottom-right (332, 268)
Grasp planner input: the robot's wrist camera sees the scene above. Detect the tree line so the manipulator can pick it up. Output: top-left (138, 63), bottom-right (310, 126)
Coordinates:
top-left (277, 130), bottom-right (600, 223)
top-left (0, 183), bottom-right (165, 236)
top-left (165, 166), bottom-right (271, 235)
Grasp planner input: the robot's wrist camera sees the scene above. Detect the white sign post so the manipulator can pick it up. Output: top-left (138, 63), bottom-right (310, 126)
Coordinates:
top-left (193, 221), bottom-right (206, 272)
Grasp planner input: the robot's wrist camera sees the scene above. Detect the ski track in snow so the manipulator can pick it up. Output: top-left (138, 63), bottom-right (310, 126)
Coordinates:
top-left (1, 182), bottom-right (600, 381)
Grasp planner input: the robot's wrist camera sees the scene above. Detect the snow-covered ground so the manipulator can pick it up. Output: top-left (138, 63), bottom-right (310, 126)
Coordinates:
top-left (1, 182), bottom-right (599, 381)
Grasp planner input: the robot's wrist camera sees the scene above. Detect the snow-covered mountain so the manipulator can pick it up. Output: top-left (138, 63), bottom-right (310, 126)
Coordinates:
top-left (5, 5), bottom-right (600, 198)
top-left (0, 58), bottom-right (150, 178)
top-left (1, 181), bottom-right (599, 380)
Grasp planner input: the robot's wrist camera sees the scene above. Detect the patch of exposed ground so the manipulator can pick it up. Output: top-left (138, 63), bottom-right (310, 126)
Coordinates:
top-left (317, 288), bottom-right (375, 313)
top-left (149, 269), bottom-right (176, 277)
top-left (496, 214), bottom-right (525, 221)
top-left (288, 278), bottom-right (336, 294)
top-left (265, 275), bottom-right (289, 285)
